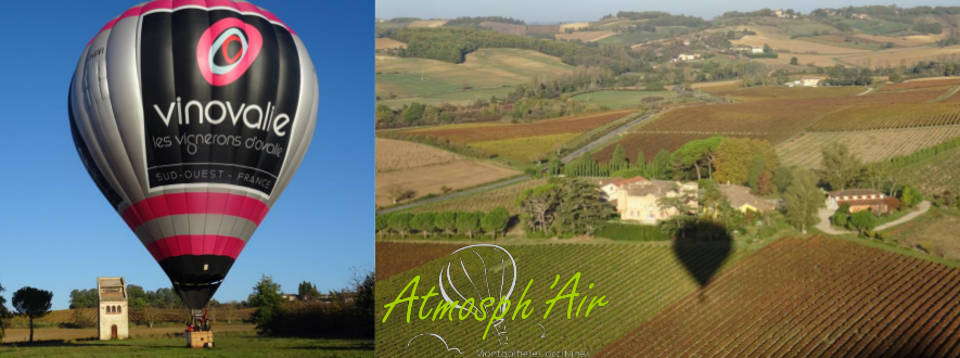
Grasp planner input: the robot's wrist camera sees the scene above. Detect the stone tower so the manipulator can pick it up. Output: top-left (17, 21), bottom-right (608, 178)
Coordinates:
top-left (97, 277), bottom-right (129, 340)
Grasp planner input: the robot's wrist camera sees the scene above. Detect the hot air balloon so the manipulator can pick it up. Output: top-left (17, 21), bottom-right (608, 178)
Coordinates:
top-left (68, 0), bottom-right (318, 326)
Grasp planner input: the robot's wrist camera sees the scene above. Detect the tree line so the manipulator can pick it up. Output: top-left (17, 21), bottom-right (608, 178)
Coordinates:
top-left (376, 208), bottom-right (512, 239)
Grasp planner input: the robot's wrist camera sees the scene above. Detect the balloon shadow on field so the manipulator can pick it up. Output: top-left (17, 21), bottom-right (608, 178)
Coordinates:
top-left (671, 220), bottom-right (733, 302)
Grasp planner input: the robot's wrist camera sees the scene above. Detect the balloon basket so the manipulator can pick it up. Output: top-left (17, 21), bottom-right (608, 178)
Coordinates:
top-left (186, 330), bottom-right (214, 348)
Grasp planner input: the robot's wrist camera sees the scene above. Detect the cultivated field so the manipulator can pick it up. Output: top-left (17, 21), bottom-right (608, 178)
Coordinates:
top-left (839, 45), bottom-right (960, 68)
top-left (595, 85), bottom-right (958, 162)
top-left (376, 138), bottom-right (461, 172)
top-left (777, 126), bottom-right (960, 169)
top-left (375, 138), bottom-right (519, 207)
top-left (0, 331), bottom-right (372, 357)
top-left (571, 90), bottom-right (676, 109)
top-left (376, 241), bottom-right (748, 357)
top-left (888, 144), bottom-right (960, 196)
top-left (399, 178), bottom-right (547, 215)
top-left (375, 241), bottom-right (463, 279)
top-left (395, 109), bottom-right (638, 163)
top-left (376, 48), bottom-right (575, 108)
top-left (374, 37), bottom-right (407, 51)
top-left (881, 77), bottom-right (960, 92)
top-left (731, 26), bottom-right (869, 55)
top-left (408, 20), bottom-right (447, 28)
top-left (555, 31), bottom-right (617, 42)
top-left (600, 236), bottom-right (960, 357)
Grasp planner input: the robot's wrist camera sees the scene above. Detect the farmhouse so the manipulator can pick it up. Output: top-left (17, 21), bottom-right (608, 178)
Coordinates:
top-left (717, 184), bottom-right (777, 213)
top-left (671, 53), bottom-right (701, 62)
top-left (826, 189), bottom-right (894, 214)
top-left (98, 277), bottom-right (129, 340)
top-left (786, 77), bottom-right (823, 87)
top-left (599, 176), bottom-right (648, 202)
top-left (603, 177), bottom-right (698, 224)
top-left (751, 47), bottom-right (765, 54)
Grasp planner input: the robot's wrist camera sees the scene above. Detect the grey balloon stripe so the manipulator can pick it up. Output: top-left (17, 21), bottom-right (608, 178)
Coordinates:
top-left (132, 214), bottom-right (258, 247)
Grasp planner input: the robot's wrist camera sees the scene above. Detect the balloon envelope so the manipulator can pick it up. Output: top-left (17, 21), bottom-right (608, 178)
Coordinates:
top-left (69, 0), bottom-right (318, 309)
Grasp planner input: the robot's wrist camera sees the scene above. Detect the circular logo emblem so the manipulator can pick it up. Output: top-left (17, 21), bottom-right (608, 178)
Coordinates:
top-left (196, 17), bottom-right (263, 86)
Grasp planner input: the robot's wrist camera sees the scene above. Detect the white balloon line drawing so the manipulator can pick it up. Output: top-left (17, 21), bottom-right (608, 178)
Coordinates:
top-left (407, 333), bottom-right (463, 355)
top-left (438, 244), bottom-right (518, 346)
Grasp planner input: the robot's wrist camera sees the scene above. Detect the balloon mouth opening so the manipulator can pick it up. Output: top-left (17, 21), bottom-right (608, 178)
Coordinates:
top-left (159, 255), bottom-right (235, 309)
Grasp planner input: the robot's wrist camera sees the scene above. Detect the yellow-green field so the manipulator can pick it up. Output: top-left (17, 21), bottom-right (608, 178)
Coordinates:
top-left (571, 90), bottom-right (676, 109)
top-left (470, 133), bottom-right (579, 162)
top-left (375, 241), bottom-right (749, 357)
top-left (376, 48), bottom-right (575, 108)
top-left (0, 330), bottom-right (372, 357)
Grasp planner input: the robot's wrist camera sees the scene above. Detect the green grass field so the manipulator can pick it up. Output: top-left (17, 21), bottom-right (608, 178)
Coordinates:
top-left (375, 241), bottom-right (749, 357)
top-left (0, 331), bottom-right (373, 357)
top-left (571, 90), bottom-right (674, 109)
top-left (376, 48), bottom-right (575, 108)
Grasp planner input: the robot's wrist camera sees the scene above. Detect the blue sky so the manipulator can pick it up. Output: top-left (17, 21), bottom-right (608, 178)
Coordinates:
top-left (0, 1), bottom-right (372, 310)
top-left (377, 0), bottom-right (960, 23)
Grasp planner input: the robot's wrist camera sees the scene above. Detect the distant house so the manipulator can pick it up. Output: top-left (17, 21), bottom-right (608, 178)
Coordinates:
top-left (281, 293), bottom-right (299, 302)
top-left (602, 178), bottom-right (698, 224)
top-left (671, 53), bottom-right (701, 62)
top-left (852, 13), bottom-right (871, 20)
top-left (731, 46), bottom-right (752, 53)
top-left (826, 189), bottom-right (895, 214)
top-left (717, 184), bottom-right (777, 213)
top-left (751, 47), bottom-right (765, 54)
top-left (786, 77), bottom-right (823, 88)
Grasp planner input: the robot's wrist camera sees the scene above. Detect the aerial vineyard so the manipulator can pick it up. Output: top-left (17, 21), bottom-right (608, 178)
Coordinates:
top-left (777, 126), bottom-right (960, 169)
top-left (808, 103), bottom-right (960, 132)
top-left (593, 131), bottom-right (763, 163)
top-left (375, 242), bottom-right (747, 357)
top-left (599, 236), bottom-right (960, 357)
top-left (881, 78), bottom-right (960, 92)
top-left (399, 178), bottom-right (548, 215)
top-left (403, 109), bottom-right (637, 143)
top-left (887, 144), bottom-right (960, 196)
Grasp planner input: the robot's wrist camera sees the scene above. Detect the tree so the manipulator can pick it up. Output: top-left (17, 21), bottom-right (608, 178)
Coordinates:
top-left (518, 183), bottom-right (561, 233)
top-left (456, 212), bottom-right (482, 238)
top-left (849, 210), bottom-right (878, 237)
top-left (782, 169), bottom-right (824, 233)
top-left (0, 284), bottom-right (9, 341)
top-left (774, 165), bottom-right (793, 194)
top-left (69, 288), bottom-right (98, 308)
top-left (481, 207), bottom-right (511, 238)
top-left (387, 213), bottom-right (413, 238)
top-left (634, 151), bottom-right (647, 176)
top-left (249, 276), bottom-right (284, 334)
top-left (409, 212), bottom-right (436, 238)
top-left (899, 186), bottom-right (923, 208)
top-left (657, 185), bottom-right (694, 231)
top-left (790, 56), bottom-right (799, 65)
top-left (610, 144), bottom-right (628, 171)
top-left (671, 136), bottom-right (724, 180)
top-left (434, 211), bottom-right (457, 235)
top-left (386, 184), bottom-right (416, 204)
top-left (375, 214), bottom-right (389, 238)
top-left (821, 142), bottom-right (863, 190)
top-left (12, 287), bottom-right (53, 343)
top-left (714, 137), bottom-right (777, 186)
top-left (832, 203), bottom-right (852, 228)
top-left (298, 281), bottom-right (321, 300)
top-left (650, 150), bottom-right (672, 179)
top-left (551, 179), bottom-right (617, 236)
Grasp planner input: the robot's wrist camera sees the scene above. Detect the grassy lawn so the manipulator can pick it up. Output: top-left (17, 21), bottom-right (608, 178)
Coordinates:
top-left (0, 331), bottom-right (373, 357)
